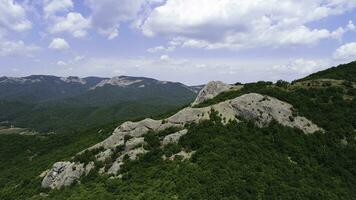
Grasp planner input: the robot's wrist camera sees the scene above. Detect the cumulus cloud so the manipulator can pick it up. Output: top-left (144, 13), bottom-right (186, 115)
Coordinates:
top-left (160, 54), bottom-right (170, 61)
top-left (43, 0), bottom-right (73, 18)
top-left (272, 58), bottom-right (329, 78)
top-left (147, 45), bottom-right (175, 53)
top-left (56, 60), bottom-right (67, 66)
top-left (141, 0), bottom-right (356, 50)
top-left (0, 40), bottom-right (39, 57)
top-left (48, 38), bottom-right (70, 50)
top-left (86, 0), bottom-right (161, 39)
top-left (333, 42), bottom-right (356, 61)
top-left (0, 0), bottom-right (31, 32)
top-left (56, 55), bottom-right (85, 67)
top-left (49, 12), bottom-right (91, 38)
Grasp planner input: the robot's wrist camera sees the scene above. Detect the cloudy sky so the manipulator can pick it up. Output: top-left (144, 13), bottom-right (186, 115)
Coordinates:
top-left (1, 0), bottom-right (356, 85)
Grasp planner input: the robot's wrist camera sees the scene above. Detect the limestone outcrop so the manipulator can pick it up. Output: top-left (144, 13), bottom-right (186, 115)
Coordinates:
top-left (42, 91), bottom-right (323, 189)
top-left (162, 129), bottom-right (188, 146)
top-left (107, 147), bottom-right (148, 175)
top-left (93, 93), bottom-right (321, 151)
top-left (192, 81), bottom-right (231, 106)
top-left (41, 161), bottom-right (94, 189)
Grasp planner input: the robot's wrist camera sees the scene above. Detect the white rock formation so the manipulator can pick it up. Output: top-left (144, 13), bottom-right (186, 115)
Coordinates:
top-left (95, 149), bottom-right (113, 162)
top-left (125, 137), bottom-right (145, 151)
top-left (192, 81), bottom-right (231, 106)
top-left (60, 76), bottom-right (86, 84)
top-left (162, 129), bottom-right (188, 146)
top-left (229, 93), bottom-right (321, 133)
top-left (107, 147), bottom-right (148, 175)
top-left (41, 161), bottom-right (94, 189)
top-left (91, 93), bottom-right (321, 152)
top-left (168, 150), bottom-right (195, 161)
top-left (0, 77), bottom-right (41, 84)
top-left (42, 92), bottom-right (323, 188)
top-left (92, 76), bottom-right (142, 89)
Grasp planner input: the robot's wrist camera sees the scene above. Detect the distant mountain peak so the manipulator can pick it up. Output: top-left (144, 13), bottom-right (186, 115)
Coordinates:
top-left (0, 76), bottom-right (41, 84)
top-left (92, 76), bottom-right (144, 89)
top-left (60, 76), bottom-right (87, 85)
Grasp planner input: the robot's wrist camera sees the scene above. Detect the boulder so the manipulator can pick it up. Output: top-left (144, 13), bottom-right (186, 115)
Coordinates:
top-left (107, 147), bottom-right (148, 175)
top-left (41, 161), bottom-right (92, 189)
top-left (162, 129), bottom-right (188, 146)
top-left (230, 93), bottom-right (322, 133)
top-left (168, 150), bottom-right (196, 161)
top-left (95, 149), bottom-right (113, 162)
top-left (192, 81), bottom-right (231, 106)
top-left (125, 137), bottom-right (145, 151)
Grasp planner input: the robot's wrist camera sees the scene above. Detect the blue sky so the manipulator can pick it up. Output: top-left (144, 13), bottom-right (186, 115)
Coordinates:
top-left (0, 0), bottom-right (356, 85)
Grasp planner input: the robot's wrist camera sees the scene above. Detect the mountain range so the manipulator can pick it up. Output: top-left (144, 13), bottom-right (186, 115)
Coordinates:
top-left (0, 75), bottom-right (201, 132)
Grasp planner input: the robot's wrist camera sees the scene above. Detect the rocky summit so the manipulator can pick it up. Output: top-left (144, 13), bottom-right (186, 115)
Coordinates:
top-left (192, 81), bottom-right (232, 106)
top-left (40, 81), bottom-right (323, 189)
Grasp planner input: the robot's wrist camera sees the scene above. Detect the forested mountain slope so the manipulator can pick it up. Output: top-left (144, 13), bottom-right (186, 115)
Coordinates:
top-left (0, 76), bottom-right (197, 132)
top-left (1, 61), bottom-right (356, 200)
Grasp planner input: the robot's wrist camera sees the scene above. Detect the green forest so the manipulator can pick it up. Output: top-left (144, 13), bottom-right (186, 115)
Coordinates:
top-left (1, 62), bottom-right (356, 199)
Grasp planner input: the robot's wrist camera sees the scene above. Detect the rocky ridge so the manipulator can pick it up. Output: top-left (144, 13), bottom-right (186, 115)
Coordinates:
top-left (192, 81), bottom-right (232, 106)
top-left (92, 76), bottom-right (143, 89)
top-left (41, 81), bottom-right (323, 189)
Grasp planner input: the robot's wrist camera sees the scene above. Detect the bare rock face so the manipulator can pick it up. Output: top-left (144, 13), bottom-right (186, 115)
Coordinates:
top-left (229, 93), bottom-right (321, 134)
top-left (91, 93), bottom-right (321, 152)
top-left (168, 150), bottom-right (196, 161)
top-left (41, 161), bottom-right (93, 189)
top-left (42, 92), bottom-right (323, 188)
top-left (192, 81), bottom-right (231, 106)
top-left (125, 137), bottom-right (145, 151)
top-left (107, 147), bottom-right (148, 175)
top-left (95, 149), bottom-right (113, 162)
top-left (162, 129), bottom-right (188, 146)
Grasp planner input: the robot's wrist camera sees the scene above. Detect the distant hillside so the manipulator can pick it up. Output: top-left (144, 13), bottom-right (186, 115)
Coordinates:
top-left (299, 61), bottom-right (356, 82)
top-left (0, 75), bottom-right (197, 132)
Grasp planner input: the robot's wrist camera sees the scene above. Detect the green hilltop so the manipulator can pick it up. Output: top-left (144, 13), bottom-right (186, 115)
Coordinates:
top-left (0, 62), bottom-right (356, 200)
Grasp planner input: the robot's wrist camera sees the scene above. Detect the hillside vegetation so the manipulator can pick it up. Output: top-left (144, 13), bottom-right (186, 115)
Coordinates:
top-left (300, 61), bottom-right (356, 82)
top-left (1, 62), bottom-right (356, 199)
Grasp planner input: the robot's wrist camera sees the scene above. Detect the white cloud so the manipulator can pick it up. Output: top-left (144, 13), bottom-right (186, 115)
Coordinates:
top-left (86, 0), bottom-right (159, 39)
top-left (43, 0), bottom-right (73, 18)
top-left (0, 0), bottom-right (31, 32)
top-left (272, 58), bottom-right (329, 78)
top-left (333, 42), bottom-right (356, 61)
top-left (141, 0), bottom-right (356, 50)
top-left (0, 40), bottom-right (39, 57)
top-left (48, 38), bottom-right (70, 50)
top-left (56, 60), bottom-right (67, 66)
top-left (56, 55), bottom-right (85, 67)
top-left (160, 54), bottom-right (170, 61)
top-left (74, 55), bottom-right (85, 62)
top-left (49, 12), bottom-right (91, 38)
top-left (347, 20), bottom-right (355, 31)
top-left (147, 45), bottom-right (175, 53)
